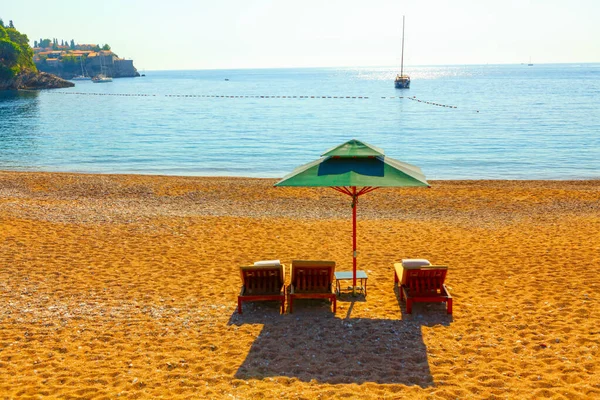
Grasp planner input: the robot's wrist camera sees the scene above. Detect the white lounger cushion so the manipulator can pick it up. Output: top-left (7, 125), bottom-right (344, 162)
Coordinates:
top-left (401, 259), bottom-right (431, 268)
top-left (254, 259), bottom-right (281, 267)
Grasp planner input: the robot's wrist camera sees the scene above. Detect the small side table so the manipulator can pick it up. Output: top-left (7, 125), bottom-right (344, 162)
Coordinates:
top-left (334, 270), bottom-right (368, 296)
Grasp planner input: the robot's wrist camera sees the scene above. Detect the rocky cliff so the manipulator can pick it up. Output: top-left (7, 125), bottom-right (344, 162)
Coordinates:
top-left (0, 70), bottom-right (74, 90)
top-left (35, 56), bottom-right (139, 79)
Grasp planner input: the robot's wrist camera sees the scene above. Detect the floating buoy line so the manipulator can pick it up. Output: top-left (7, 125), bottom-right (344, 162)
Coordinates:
top-left (22, 90), bottom-right (459, 109)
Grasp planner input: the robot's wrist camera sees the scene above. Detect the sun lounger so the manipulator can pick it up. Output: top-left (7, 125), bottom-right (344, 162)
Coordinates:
top-left (394, 261), bottom-right (452, 314)
top-left (288, 260), bottom-right (336, 313)
top-left (238, 263), bottom-right (286, 314)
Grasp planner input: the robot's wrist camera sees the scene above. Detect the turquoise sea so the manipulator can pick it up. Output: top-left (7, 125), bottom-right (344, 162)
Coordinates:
top-left (1, 64), bottom-right (599, 179)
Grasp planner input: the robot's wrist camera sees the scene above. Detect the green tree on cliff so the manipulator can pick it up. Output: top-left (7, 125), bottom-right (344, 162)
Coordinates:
top-left (0, 25), bottom-right (21, 78)
top-left (0, 19), bottom-right (37, 79)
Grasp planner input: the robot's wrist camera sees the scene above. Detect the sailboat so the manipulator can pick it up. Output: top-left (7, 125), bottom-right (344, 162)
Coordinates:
top-left (394, 15), bottom-right (410, 89)
top-left (71, 56), bottom-right (91, 80)
top-left (92, 51), bottom-right (113, 83)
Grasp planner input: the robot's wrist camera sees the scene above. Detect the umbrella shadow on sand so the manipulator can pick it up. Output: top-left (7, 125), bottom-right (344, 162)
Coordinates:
top-left (228, 294), bottom-right (452, 387)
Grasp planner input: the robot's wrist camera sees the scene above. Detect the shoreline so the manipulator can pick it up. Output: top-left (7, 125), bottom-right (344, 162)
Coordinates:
top-left (1, 171), bottom-right (599, 398)
top-left (2, 169), bottom-right (599, 182)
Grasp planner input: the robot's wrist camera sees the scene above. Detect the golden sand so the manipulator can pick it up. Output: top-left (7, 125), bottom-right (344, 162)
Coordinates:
top-left (0, 171), bottom-right (599, 399)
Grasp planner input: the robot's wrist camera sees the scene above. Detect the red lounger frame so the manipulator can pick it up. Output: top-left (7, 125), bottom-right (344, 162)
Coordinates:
top-left (394, 263), bottom-right (452, 314)
top-left (238, 265), bottom-right (286, 314)
top-left (288, 260), bottom-right (336, 313)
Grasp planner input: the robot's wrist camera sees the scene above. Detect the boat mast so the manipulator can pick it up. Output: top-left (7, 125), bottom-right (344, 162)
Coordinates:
top-left (400, 15), bottom-right (405, 77)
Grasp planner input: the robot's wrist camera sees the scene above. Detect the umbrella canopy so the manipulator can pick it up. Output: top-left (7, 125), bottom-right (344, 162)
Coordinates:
top-left (275, 139), bottom-right (430, 291)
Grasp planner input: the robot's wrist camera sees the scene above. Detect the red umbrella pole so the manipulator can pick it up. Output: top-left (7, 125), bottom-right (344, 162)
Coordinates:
top-left (332, 185), bottom-right (378, 295)
top-left (352, 186), bottom-right (357, 290)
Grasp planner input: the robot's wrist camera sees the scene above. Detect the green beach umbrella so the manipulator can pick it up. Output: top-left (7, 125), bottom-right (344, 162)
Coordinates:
top-left (275, 139), bottom-right (430, 292)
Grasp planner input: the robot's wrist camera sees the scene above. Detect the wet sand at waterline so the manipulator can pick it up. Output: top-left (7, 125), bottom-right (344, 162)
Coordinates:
top-left (1, 171), bottom-right (599, 399)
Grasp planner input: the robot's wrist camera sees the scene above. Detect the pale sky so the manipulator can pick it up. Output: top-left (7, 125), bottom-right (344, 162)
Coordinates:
top-left (3, 0), bottom-right (599, 70)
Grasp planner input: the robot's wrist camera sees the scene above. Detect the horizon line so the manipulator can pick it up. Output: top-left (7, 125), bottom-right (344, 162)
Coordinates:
top-left (140, 61), bottom-right (600, 72)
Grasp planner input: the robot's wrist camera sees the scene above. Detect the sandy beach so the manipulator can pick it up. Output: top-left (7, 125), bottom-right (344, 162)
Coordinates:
top-left (0, 171), bottom-right (599, 399)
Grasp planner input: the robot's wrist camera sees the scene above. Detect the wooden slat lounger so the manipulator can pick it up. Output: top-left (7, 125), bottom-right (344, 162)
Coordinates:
top-left (238, 264), bottom-right (286, 314)
top-left (288, 260), bottom-right (336, 313)
top-left (394, 262), bottom-right (453, 314)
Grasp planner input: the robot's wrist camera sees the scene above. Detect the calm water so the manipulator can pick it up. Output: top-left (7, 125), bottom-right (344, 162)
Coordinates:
top-left (1, 64), bottom-right (599, 179)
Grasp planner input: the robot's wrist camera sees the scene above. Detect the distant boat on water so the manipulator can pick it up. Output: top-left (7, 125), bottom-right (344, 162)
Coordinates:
top-left (71, 57), bottom-right (91, 80)
top-left (92, 52), bottom-right (113, 83)
top-left (92, 75), bottom-right (112, 83)
top-left (394, 15), bottom-right (410, 89)
top-left (528, 56), bottom-right (533, 66)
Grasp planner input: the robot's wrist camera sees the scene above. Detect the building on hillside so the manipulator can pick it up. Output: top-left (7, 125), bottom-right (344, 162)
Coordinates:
top-left (75, 44), bottom-right (98, 51)
top-left (32, 44), bottom-right (138, 78)
top-left (34, 51), bottom-right (61, 62)
top-left (71, 50), bottom-right (93, 56)
top-left (45, 58), bottom-right (60, 67)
